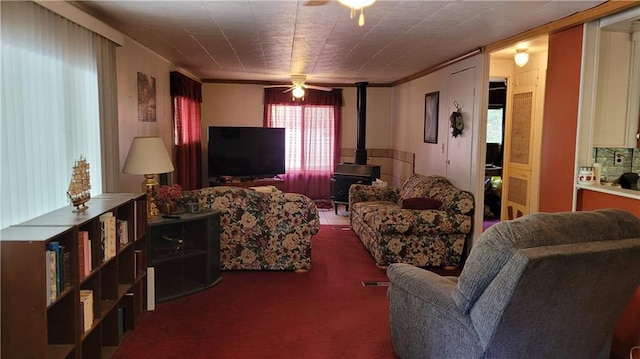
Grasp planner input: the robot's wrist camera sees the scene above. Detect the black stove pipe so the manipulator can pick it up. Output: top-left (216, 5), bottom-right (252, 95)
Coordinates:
top-left (355, 81), bottom-right (368, 165)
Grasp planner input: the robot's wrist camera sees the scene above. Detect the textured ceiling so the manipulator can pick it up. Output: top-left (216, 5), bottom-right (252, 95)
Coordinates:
top-left (71, 0), bottom-right (606, 85)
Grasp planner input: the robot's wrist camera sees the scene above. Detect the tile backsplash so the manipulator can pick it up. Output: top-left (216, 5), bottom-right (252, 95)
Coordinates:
top-left (591, 147), bottom-right (640, 183)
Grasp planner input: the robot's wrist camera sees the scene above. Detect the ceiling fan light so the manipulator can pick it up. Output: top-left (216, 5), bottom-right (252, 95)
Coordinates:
top-left (514, 49), bottom-right (529, 67)
top-left (338, 0), bottom-right (376, 9)
top-left (292, 86), bottom-right (305, 99)
top-left (338, 0), bottom-right (375, 26)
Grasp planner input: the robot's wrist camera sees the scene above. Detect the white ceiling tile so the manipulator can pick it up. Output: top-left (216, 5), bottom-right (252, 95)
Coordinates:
top-left (73, 0), bottom-right (609, 83)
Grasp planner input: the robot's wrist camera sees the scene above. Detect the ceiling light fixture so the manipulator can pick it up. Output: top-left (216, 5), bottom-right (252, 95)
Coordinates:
top-left (514, 48), bottom-right (529, 67)
top-left (338, 0), bottom-right (376, 27)
top-left (292, 85), bottom-right (305, 99)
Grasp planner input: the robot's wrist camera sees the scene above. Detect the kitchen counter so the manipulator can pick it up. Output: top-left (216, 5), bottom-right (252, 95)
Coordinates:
top-left (576, 184), bottom-right (639, 217)
top-left (576, 183), bottom-right (640, 200)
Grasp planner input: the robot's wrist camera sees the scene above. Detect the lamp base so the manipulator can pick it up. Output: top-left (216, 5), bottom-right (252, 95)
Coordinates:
top-left (142, 174), bottom-right (160, 218)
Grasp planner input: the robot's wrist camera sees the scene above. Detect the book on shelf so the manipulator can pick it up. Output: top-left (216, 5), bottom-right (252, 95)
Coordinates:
top-left (86, 238), bottom-right (92, 275)
top-left (79, 300), bottom-right (85, 334)
top-left (118, 219), bottom-right (129, 245)
top-left (80, 289), bottom-right (94, 332)
top-left (61, 249), bottom-right (71, 290)
top-left (100, 212), bottom-right (117, 262)
top-left (78, 231), bottom-right (91, 279)
top-left (45, 242), bottom-right (62, 295)
top-left (46, 250), bottom-right (56, 305)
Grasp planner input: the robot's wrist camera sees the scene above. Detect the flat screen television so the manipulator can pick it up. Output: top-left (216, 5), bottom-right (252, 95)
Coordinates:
top-left (208, 126), bottom-right (286, 178)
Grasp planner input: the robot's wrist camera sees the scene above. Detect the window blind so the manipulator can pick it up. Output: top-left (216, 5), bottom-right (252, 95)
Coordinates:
top-left (1, 1), bottom-right (109, 228)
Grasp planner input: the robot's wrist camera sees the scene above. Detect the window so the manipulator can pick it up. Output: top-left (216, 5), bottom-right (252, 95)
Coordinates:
top-left (487, 108), bottom-right (504, 144)
top-left (263, 88), bottom-right (342, 200)
top-left (0, 2), bottom-right (111, 228)
top-left (269, 105), bottom-right (335, 173)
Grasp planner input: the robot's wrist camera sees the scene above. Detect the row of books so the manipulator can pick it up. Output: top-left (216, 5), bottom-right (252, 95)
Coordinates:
top-left (45, 242), bottom-right (71, 305)
top-left (80, 289), bottom-right (94, 332)
top-left (78, 216), bottom-right (130, 280)
top-left (101, 214), bottom-right (130, 261)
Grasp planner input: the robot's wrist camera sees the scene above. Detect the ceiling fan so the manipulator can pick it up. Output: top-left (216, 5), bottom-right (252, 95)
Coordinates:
top-left (304, 0), bottom-right (376, 27)
top-left (265, 75), bottom-right (333, 99)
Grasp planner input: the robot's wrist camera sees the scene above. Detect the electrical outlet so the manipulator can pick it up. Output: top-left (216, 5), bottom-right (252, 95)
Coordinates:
top-left (614, 152), bottom-right (624, 166)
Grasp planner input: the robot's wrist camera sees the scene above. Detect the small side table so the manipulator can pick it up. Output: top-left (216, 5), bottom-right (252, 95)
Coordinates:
top-left (147, 210), bottom-right (221, 302)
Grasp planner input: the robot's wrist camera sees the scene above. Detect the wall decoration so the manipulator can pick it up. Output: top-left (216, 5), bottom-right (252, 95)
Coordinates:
top-left (423, 91), bottom-right (439, 143)
top-left (450, 101), bottom-right (464, 138)
top-left (137, 72), bottom-right (156, 122)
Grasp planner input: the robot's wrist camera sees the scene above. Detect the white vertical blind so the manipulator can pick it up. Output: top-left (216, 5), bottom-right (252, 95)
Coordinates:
top-left (1, 1), bottom-right (105, 228)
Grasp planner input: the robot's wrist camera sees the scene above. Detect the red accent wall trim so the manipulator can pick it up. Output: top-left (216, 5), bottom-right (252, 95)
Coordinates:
top-left (539, 25), bottom-right (584, 212)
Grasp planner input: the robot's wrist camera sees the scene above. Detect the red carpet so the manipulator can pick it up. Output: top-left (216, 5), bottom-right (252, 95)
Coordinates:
top-left (113, 226), bottom-right (397, 359)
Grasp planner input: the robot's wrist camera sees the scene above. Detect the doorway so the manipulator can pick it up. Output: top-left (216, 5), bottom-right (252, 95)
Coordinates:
top-left (484, 35), bottom-right (549, 231)
top-left (483, 79), bottom-right (506, 230)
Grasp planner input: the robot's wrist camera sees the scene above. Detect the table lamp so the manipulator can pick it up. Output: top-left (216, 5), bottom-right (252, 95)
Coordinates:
top-left (123, 136), bottom-right (175, 217)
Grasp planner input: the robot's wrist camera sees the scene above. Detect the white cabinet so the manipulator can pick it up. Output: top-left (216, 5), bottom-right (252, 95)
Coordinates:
top-left (592, 9), bottom-right (640, 148)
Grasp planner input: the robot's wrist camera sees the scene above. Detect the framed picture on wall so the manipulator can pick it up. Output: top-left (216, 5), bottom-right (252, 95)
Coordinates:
top-left (424, 91), bottom-right (439, 143)
top-left (137, 72), bottom-right (156, 122)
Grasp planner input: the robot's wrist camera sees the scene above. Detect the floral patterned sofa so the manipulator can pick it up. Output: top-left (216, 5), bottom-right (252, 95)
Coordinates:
top-left (349, 174), bottom-right (474, 268)
top-left (183, 186), bottom-right (320, 271)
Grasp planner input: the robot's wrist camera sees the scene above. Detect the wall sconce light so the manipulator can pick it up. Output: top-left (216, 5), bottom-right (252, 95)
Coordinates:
top-left (122, 136), bottom-right (175, 218)
top-left (514, 49), bottom-right (529, 67)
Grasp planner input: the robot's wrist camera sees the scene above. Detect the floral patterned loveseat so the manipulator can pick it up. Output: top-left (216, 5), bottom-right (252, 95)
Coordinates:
top-left (349, 174), bottom-right (474, 268)
top-left (183, 186), bottom-right (320, 271)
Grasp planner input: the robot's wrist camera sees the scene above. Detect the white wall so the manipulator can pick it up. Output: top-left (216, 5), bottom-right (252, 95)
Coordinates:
top-left (391, 54), bottom-right (488, 243)
top-left (116, 36), bottom-right (197, 193)
top-left (341, 87), bottom-right (393, 150)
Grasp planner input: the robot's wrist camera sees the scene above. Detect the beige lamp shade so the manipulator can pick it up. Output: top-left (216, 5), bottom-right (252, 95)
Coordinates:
top-left (123, 136), bottom-right (174, 175)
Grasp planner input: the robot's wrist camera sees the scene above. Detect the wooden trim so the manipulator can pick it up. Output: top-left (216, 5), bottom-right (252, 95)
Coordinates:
top-left (201, 78), bottom-right (392, 87)
top-left (485, 1), bottom-right (640, 53)
top-left (391, 48), bottom-right (482, 86)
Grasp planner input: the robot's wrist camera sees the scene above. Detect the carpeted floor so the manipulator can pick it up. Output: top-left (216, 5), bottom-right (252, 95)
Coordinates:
top-left (113, 226), bottom-right (398, 359)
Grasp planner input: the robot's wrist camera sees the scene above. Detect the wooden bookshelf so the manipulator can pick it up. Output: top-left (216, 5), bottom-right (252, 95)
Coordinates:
top-left (1, 193), bottom-right (147, 358)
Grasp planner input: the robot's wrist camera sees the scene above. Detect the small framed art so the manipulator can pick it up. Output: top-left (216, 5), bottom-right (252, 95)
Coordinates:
top-left (424, 91), bottom-right (439, 143)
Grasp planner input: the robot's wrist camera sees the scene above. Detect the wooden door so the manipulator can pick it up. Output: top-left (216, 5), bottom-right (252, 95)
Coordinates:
top-left (502, 83), bottom-right (537, 220)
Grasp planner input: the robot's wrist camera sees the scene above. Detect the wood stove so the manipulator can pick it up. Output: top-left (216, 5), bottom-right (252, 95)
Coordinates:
top-left (331, 81), bottom-right (381, 214)
top-left (331, 163), bottom-right (381, 214)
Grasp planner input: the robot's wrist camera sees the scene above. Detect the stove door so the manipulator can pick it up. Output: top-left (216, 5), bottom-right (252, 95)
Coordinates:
top-left (331, 175), bottom-right (371, 203)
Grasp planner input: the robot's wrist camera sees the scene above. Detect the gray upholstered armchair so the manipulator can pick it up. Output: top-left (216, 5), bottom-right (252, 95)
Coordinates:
top-left (387, 209), bottom-right (640, 359)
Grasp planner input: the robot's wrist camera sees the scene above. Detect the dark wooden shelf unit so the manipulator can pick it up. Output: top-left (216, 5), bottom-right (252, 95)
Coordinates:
top-left (1, 193), bottom-right (147, 359)
top-left (147, 211), bottom-right (221, 302)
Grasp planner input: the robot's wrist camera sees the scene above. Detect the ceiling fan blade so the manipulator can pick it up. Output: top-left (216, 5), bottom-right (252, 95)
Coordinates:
top-left (304, 84), bottom-right (333, 92)
top-left (282, 87), bottom-right (294, 94)
top-left (264, 85), bottom-right (290, 88)
top-left (304, 0), bottom-right (330, 6)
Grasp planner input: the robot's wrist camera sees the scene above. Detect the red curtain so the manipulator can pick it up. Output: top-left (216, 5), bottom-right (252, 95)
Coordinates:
top-left (264, 88), bottom-right (342, 200)
top-left (170, 72), bottom-right (202, 190)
